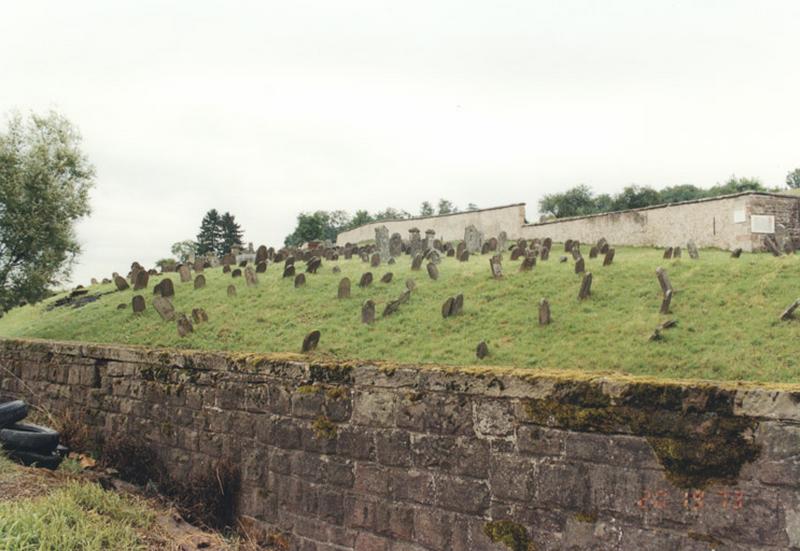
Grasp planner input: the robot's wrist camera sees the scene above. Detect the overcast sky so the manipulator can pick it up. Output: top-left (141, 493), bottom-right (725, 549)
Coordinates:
top-left (2, 1), bottom-right (799, 285)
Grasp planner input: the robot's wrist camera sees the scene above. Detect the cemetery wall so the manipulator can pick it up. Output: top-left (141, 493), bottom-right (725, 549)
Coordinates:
top-left (335, 203), bottom-right (526, 245)
top-left (2, 337), bottom-right (800, 550)
top-left (521, 192), bottom-right (800, 252)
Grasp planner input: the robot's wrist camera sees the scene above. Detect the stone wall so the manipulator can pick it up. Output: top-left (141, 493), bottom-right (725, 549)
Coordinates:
top-left (1, 338), bottom-right (800, 550)
top-left (335, 204), bottom-right (527, 246)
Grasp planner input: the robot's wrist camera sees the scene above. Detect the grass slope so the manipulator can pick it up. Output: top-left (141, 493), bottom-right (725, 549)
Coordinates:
top-left (1, 246), bottom-right (799, 383)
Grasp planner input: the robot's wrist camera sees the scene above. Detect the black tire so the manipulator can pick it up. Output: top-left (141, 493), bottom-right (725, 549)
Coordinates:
top-left (6, 449), bottom-right (63, 470)
top-left (0, 423), bottom-right (59, 453)
top-left (0, 400), bottom-right (27, 429)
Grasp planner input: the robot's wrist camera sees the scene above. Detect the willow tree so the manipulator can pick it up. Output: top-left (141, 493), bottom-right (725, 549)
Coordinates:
top-left (0, 111), bottom-right (94, 311)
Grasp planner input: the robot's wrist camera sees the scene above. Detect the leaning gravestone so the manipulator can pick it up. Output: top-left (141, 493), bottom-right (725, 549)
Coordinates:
top-left (489, 255), bottom-right (503, 279)
top-left (153, 296), bottom-right (176, 321)
top-left (441, 297), bottom-right (454, 318)
top-left (294, 273), bottom-right (306, 288)
top-left (361, 300), bottom-right (376, 324)
top-left (375, 226), bottom-right (390, 260)
top-left (456, 242), bottom-right (466, 258)
top-left (603, 249), bottom-right (615, 266)
top-left (405, 279), bottom-right (416, 291)
top-left (176, 314), bottom-right (193, 337)
top-left (426, 263), bottom-right (439, 280)
top-left (780, 299), bottom-right (800, 321)
top-left (301, 330), bottom-right (321, 352)
top-left (574, 257), bottom-right (585, 274)
top-left (245, 267), bottom-right (258, 286)
top-left (687, 241), bottom-right (700, 260)
top-left (476, 341), bottom-right (489, 359)
top-left (132, 295), bottom-right (145, 313)
top-left (179, 265), bottom-right (191, 283)
top-left (578, 272), bottom-right (593, 300)
top-left (227, 284), bottom-right (237, 297)
top-left (134, 270), bottom-right (149, 291)
top-left (411, 254), bottom-right (424, 271)
top-left (194, 274), bottom-right (206, 290)
top-left (114, 275), bottom-right (129, 291)
top-left (381, 272), bottom-right (393, 283)
top-left (660, 289), bottom-right (673, 315)
top-left (359, 272), bottom-right (373, 288)
top-left (731, 248), bottom-right (743, 258)
top-left (539, 298), bottom-right (551, 325)
top-left (192, 308), bottom-right (209, 324)
top-left (389, 233), bottom-right (403, 258)
top-left (656, 267), bottom-right (672, 295)
top-left (338, 278), bottom-right (351, 299)
top-left (765, 236), bottom-right (782, 257)
top-left (464, 225), bottom-right (483, 254)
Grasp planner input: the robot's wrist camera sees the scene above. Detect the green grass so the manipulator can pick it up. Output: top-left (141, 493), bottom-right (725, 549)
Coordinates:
top-left (1, 246), bottom-right (800, 384)
top-left (0, 465), bottom-right (154, 550)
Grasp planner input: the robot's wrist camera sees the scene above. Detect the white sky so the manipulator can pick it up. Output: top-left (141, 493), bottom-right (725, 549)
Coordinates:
top-left (1, 1), bottom-right (799, 285)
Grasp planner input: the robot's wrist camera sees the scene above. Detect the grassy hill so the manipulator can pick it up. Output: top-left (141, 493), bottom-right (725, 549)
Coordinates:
top-left (1, 245), bottom-right (800, 384)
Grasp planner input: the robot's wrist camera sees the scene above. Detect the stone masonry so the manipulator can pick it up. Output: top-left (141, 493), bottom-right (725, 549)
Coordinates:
top-left (1, 338), bottom-right (800, 550)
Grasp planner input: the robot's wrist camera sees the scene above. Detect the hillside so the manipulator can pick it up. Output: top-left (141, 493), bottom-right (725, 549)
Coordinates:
top-left (1, 245), bottom-right (799, 384)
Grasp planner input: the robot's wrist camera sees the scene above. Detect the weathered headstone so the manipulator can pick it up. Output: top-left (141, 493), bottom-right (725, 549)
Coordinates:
top-left (565, 239), bottom-right (574, 252)
top-left (91, 278), bottom-right (98, 285)
top-left (456, 242), bottom-right (466, 259)
top-left (194, 259), bottom-right (204, 273)
top-left (424, 229), bottom-right (436, 251)
top-left (589, 246), bottom-right (598, 259)
top-left (441, 297), bottom-right (454, 318)
top-left (223, 265), bottom-right (231, 274)
top-left (427, 250), bottom-right (441, 265)
top-left (603, 249), bottom-right (615, 266)
top-left (520, 255), bottom-right (536, 272)
top-left (178, 265), bottom-right (191, 283)
top-left (476, 341), bottom-right (489, 359)
top-left (452, 293), bottom-right (464, 316)
top-left (660, 289), bottom-right (673, 315)
top-left (153, 296), bottom-right (176, 321)
top-left (511, 248), bottom-right (524, 261)
top-left (177, 314), bottom-right (193, 337)
top-left (411, 254), bottom-right (424, 271)
top-left (361, 300), bottom-right (375, 324)
top-left (134, 270), bottom-right (149, 291)
top-left (497, 231), bottom-right (508, 253)
top-left (656, 267), bottom-right (672, 295)
top-left (192, 308), bottom-right (208, 324)
top-left (359, 272), bottom-right (373, 288)
top-left (446, 248), bottom-right (455, 257)
top-left (596, 237), bottom-right (608, 253)
top-left (540, 247), bottom-right (550, 261)
top-left (338, 278), bottom-right (351, 299)
top-left (408, 228), bottom-right (423, 256)
top-left (781, 299), bottom-right (800, 321)
top-left (426, 263), bottom-right (439, 280)
top-left (116, 303), bottom-right (127, 310)
top-left (301, 330), bottom-right (320, 352)
top-left (481, 242), bottom-right (492, 255)
top-left (464, 225), bottom-right (483, 254)
top-left (381, 272), bottom-right (393, 284)
top-left (405, 279), bottom-right (416, 291)
top-left (194, 274), bottom-right (206, 290)
top-left (458, 250), bottom-right (470, 262)
top-left (673, 246), bottom-right (682, 258)
top-left (687, 241), bottom-right (700, 260)
top-left (538, 298), bottom-right (551, 325)
top-left (389, 233), bottom-right (403, 258)
top-left (294, 273), bottom-right (306, 288)
top-left (256, 262), bottom-right (267, 273)
top-left (132, 295), bottom-right (145, 313)
top-left (282, 265), bottom-right (295, 278)
top-left (232, 268), bottom-right (243, 278)
top-left (571, 243), bottom-right (581, 259)
top-left (731, 248), bottom-right (743, 258)
top-left (114, 274), bottom-right (130, 291)
top-left (578, 272), bottom-right (593, 300)
top-left (543, 237), bottom-right (552, 250)
top-left (370, 253), bottom-right (381, 267)
top-left (306, 257), bottom-right (322, 273)
top-left (227, 284), bottom-right (237, 297)
top-left (489, 255), bottom-right (503, 279)
top-left (574, 257), bottom-right (585, 274)
top-left (663, 247), bottom-right (673, 260)
top-left (382, 296), bottom-right (403, 317)
top-left (332, 265), bottom-right (341, 274)
top-left (255, 245), bottom-right (268, 264)
top-left (158, 278), bottom-right (175, 298)
top-left (559, 256), bottom-right (568, 263)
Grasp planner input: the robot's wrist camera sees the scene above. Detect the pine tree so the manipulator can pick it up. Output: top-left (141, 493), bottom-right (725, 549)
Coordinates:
top-left (196, 209), bottom-right (222, 256)
top-left (219, 212), bottom-right (244, 255)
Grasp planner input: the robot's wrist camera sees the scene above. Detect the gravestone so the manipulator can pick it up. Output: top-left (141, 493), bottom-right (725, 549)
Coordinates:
top-left (223, 265), bottom-right (231, 274)
top-left (451, 293), bottom-right (464, 316)
top-left (282, 265), bottom-right (295, 278)
top-left (424, 229), bottom-right (436, 251)
top-left (370, 253), bottom-right (381, 267)
top-left (222, 253), bottom-right (236, 266)
top-left (539, 298), bottom-right (551, 325)
top-left (464, 225), bottom-right (483, 253)
top-left (488, 237), bottom-right (498, 252)
top-left (426, 263), bottom-right (439, 280)
top-left (411, 254), bottom-right (424, 271)
top-left (517, 239), bottom-right (527, 251)
top-left (232, 268), bottom-right (242, 278)
top-left (784, 241), bottom-right (795, 255)
top-left (447, 248), bottom-right (455, 257)
top-left (256, 245), bottom-right (268, 264)
top-left (294, 274), bottom-right (306, 288)
top-left (91, 278), bottom-right (98, 285)
top-left (663, 247), bottom-right (673, 259)
top-left (194, 259), bottom-right (204, 273)
top-left (441, 297), bottom-right (454, 318)
top-left (731, 248), bottom-right (743, 258)
top-left (239, 260), bottom-right (248, 268)
top-left (405, 279), bottom-right (416, 291)
top-left (489, 255), bottom-right (503, 279)
top-left (307, 257), bottom-right (322, 273)
top-left (388, 257), bottom-right (396, 265)
top-left (382, 296), bottom-right (403, 317)
top-left (176, 314), bottom-right (193, 337)
top-left (285, 256), bottom-right (296, 267)
top-left (656, 267), bottom-right (672, 295)
top-left (389, 233), bottom-right (403, 258)
top-left (408, 228), bottom-right (423, 256)
top-left (674, 246), bottom-right (682, 258)
top-left (780, 299), bottom-right (800, 321)
top-left (301, 330), bottom-right (321, 352)
top-left (459, 250), bottom-right (470, 262)
top-left (192, 308), bottom-right (208, 324)
top-left (456, 242), bottom-right (466, 258)
top-left (159, 278), bottom-right (175, 298)
top-left (481, 242), bottom-right (492, 255)
top-left (540, 247), bottom-right (550, 261)
top-left (578, 272), bottom-right (593, 300)
top-left (600, 241), bottom-right (610, 255)
top-left (660, 289), bottom-right (673, 315)
top-left (571, 242), bottom-right (581, 259)
top-left (153, 296), bottom-right (176, 321)
top-left (332, 265), bottom-right (341, 273)
top-left (194, 274), bottom-right (206, 290)
top-left (687, 241), bottom-right (700, 260)
top-left (227, 284), bottom-right (237, 297)
top-left (361, 300), bottom-right (375, 324)
top-left (565, 239), bottom-right (574, 252)
top-left (520, 255), bottom-right (536, 272)
top-left (476, 341), bottom-right (489, 359)
top-left (498, 231), bottom-right (508, 253)
top-left (132, 295), bottom-right (145, 313)
top-left (256, 262), bottom-right (267, 273)
top-left (179, 265), bottom-right (191, 283)
top-left (134, 270), bottom-right (149, 291)
top-left (114, 275), bottom-right (129, 291)
top-left (428, 250), bottom-right (441, 265)
top-left (381, 272), bottom-right (393, 284)
top-left (559, 256), bottom-right (568, 263)
top-left (574, 257), bottom-right (585, 274)
top-left (589, 246), bottom-right (598, 259)
top-left (511, 248), bottom-right (524, 261)
top-left (359, 272), bottom-right (373, 288)
top-left (543, 237), bottom-right (552, 250)
top-left (338, 278), bottom-right (351, 299)
top-left (116, 303), bottom-right (127, 310)
top-left (603, 249), bottom-right (615, 266)
top-left (596, 237), bottom-right (608, 253)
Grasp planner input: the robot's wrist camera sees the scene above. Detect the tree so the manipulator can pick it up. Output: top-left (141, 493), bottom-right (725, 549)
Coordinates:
top-left (219, 212), bottom-right (244, 254)
top-left (611, 185), bottom-right (661, 211)
top-left (0, 111), bottom-right (94, 310)
top-left (284, 211), bottom-right (332, 247)
top-left (466, 203), bottom-right (479, 211)
top-left (420, 201), bottom-right (434, 216)
top-left (170, 240), bottom-right (197, 263)
top-left (196, 209), bottom-right (222, 256)
top-left (708, 175), bottom-right (765, 196)
top-left (437, 199), bottom-right (457, 215)
top-left (348, 209), bottom-right (372, 229)
top-left (373, 207), bottom-right (411, 221)
top-left (538, 185), bottom-right (597, 218)
top-left (786, 169), bottom-right (800, 189)
top-left (659, 184), bottom-right (706, 204)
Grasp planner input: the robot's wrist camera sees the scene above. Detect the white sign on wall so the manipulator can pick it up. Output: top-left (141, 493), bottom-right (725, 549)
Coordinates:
top-left (733, 209), bottom-right (746, 224)
top-left (750, 214), bottom-right (775, 234)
